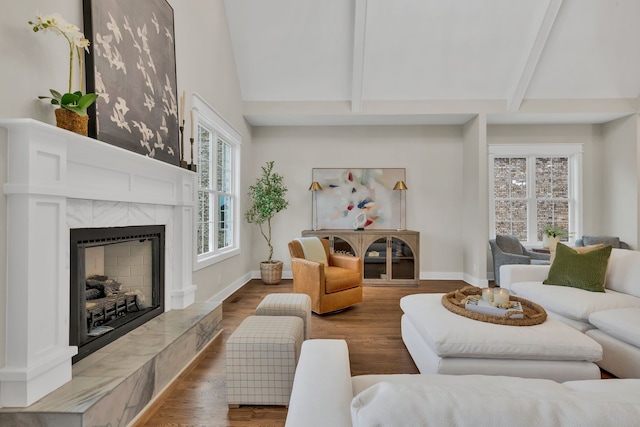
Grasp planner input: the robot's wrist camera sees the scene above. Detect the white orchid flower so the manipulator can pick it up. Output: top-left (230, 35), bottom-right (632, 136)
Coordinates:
top-left (28, 12), bottom-right (98, 116)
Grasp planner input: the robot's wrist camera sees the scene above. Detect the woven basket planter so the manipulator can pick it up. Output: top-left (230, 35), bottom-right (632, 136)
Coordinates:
top-left (260, 261), bottom-right (283, 285)
top-left (55, 108), bottom-right (89, 136)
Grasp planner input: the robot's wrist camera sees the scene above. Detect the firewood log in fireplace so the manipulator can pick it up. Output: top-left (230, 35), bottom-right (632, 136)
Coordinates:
top-left (85, 275), bottom-right (140, 330)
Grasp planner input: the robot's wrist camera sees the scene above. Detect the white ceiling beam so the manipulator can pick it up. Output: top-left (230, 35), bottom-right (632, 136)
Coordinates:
top-left (507, 0), bottom-right (563, 112)
top-left (351, 0), bottom-right (368, 113)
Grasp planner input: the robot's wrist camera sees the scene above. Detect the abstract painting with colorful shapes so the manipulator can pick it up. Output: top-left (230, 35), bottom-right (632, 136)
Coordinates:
top-left (312, 168), bottom-right (405, 230)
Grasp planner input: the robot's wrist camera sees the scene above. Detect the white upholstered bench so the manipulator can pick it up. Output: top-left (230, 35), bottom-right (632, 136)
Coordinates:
top-left (226, 315), bottom-right (304, 407)
top-left (400, 293), bottom-right (603, 382)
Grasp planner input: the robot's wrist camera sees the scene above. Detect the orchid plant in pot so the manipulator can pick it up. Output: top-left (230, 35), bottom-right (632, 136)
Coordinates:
top-left (29, 13), bottom-right (98, 135)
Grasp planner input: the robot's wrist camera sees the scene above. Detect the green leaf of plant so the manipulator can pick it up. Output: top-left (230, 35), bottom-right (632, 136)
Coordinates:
top-left (77, 93), bottom-right (98, 109)
top-left (63, 105), bottom-right (87, 116)
top-left (50, 89), bottom-right (62, 99)
top-left (60, 92), bottom-right (79, 106)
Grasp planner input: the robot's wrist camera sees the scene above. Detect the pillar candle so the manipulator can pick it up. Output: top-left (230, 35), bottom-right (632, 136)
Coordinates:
top-left (190, 110), bottom-right (194, 140)
top-left (482, 288), bottom-right (494, 303)
top-left (494, 288), bottom-right (510, 305)
top-left (180, 91), bottom-right (185, 123)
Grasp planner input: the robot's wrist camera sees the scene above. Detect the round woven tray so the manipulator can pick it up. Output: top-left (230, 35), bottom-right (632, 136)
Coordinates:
top-left (442, 285), bottom-right (547, 326)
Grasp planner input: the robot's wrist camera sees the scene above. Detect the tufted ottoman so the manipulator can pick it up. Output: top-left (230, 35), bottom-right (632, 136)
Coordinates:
top-left (226, 315), bottom-right (304, 407)
top-left (400, 293), bottom-right (603, 382)
top-left (256, 293), bottom-right (312, 340)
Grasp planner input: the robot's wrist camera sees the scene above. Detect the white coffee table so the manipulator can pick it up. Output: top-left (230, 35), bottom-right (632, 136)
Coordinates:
top-left (400, 293), bottom-right (603, 382)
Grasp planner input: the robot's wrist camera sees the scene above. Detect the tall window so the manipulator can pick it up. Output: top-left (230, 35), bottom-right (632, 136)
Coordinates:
top-left (193, 94), bottom-right (241, 268)
top-left (489, 145), bottom-right (582, 244)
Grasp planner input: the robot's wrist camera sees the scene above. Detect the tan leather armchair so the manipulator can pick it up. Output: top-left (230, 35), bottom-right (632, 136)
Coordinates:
top-left (288, 238), bottom-right (363, 314)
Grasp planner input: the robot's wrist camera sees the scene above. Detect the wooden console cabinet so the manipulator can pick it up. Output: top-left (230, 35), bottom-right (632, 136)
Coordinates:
top-left (301, 229), bottom-right (420, 285)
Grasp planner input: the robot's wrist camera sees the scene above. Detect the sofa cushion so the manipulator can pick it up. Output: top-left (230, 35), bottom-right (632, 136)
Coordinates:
top-left (605, 249), bottom-right (640, 298)
top-left (400, 293), bottom-right (602, 361)
top-left (350, 379), bottom-right (640, 427)
top-left (563, 378), bottom-right (640, 393)
top-left (510, 281), bottom-right (640, 323)
top-left (324, 266), bottom-right (361, 293)
top-left (496, 234), bottom-right (523, 255)
top-left (543, 243), bottom-right (612, 292)
top-left (589, 308), bottom-right (640, 348)
top-left (351, 372), bottom-right (567, 396)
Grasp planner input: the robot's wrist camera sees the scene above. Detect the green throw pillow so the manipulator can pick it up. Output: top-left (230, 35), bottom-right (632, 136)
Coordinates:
top-left (543, 243), bottom-right (612, 292)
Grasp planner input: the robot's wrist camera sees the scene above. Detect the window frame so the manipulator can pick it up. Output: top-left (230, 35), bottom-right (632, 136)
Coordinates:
top-left (192, 93), bottom-right (241, 270)
top-left (488, 144), bottom-right (583, 245)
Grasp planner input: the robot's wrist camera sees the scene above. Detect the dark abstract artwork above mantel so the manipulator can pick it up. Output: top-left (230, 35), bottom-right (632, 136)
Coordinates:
top-left (83, 0), bottom-right (180, 166)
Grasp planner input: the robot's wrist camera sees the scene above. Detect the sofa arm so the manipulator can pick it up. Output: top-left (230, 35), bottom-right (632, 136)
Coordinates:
top-left (285, 339), bottom-right (353, 427)
top-left (523, 248), bottom-right (551, 261)
top-left (494, 252), bottom-right (532, 265)
top-left (500, 264), bottom-right (551, 291)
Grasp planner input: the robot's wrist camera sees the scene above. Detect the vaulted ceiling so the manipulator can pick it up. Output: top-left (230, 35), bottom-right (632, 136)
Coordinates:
top-left (224, 0), bottom-right (640, 126)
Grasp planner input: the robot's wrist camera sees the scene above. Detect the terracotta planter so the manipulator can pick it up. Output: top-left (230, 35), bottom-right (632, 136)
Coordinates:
top-left (260, 261), bottom-right (283, 285)
top-left (55, 108), bottom-right (89, 136)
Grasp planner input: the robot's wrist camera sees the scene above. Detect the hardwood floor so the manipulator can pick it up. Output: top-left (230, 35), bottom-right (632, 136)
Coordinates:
top-left (133, 279), bottom-right (612, 426)
top-left (133, 279), bottom-right (462, 426)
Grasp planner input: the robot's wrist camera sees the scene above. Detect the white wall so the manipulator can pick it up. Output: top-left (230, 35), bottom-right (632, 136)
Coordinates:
top-left (0, 0), bottom-right (253, 369)
top-left (171, 0), bottom-right (255, 301)
top-left (601, 114), bottom-right (640, 248)
top-left (250, 125), bottom-right (466, 279)
top-left (462, 115), bottom-right (488, 286)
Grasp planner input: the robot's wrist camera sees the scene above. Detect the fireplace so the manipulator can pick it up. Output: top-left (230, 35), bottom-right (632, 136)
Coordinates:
top-left (0, 119), bottom-right (197, 407)
top-left (70, 225), bottom-right (165, 362)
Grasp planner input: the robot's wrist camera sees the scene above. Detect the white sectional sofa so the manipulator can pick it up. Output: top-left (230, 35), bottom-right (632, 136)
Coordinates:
top-left (501, 248), bottom-right (640, 378)
top-left (285, 339), bottom-right (640, 427)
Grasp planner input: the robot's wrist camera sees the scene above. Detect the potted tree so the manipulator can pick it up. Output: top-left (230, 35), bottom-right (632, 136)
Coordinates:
top-left (245, 161), bottom-right (289, 284)
top-left (543, 225), bottom-right (567, 249)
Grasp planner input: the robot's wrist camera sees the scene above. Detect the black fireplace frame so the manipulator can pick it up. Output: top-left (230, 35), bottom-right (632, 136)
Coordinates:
top-left (70, 225), bottom-right (165, 363)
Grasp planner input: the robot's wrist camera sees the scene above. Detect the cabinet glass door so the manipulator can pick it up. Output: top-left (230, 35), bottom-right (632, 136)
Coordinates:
top-left (363, 237), bottom-right (388, 280)
top-left (390, 237), bottom-right (414, 280)
top-left (332, 237), bottom-right (356, 256)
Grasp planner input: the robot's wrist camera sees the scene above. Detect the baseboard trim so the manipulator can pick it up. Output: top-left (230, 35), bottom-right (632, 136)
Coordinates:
top-left (208, 272), bottom-right (253, 304)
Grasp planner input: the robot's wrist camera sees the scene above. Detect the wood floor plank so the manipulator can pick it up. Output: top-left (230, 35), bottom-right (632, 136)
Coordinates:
top-left (133, 279), bottom-right (612, 426)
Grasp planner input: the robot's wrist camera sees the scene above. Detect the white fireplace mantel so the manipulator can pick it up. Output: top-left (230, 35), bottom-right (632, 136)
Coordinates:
top-left (0, 119), bottom-right (197, 407)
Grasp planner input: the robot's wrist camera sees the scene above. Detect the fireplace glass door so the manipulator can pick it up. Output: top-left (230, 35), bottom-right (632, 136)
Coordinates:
top-left (70, 225), bottom-right (165, 362)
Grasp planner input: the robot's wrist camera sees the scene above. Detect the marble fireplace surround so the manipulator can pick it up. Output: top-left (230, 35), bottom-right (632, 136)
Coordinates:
top-left (0, 119), bottom-right (199, 408)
